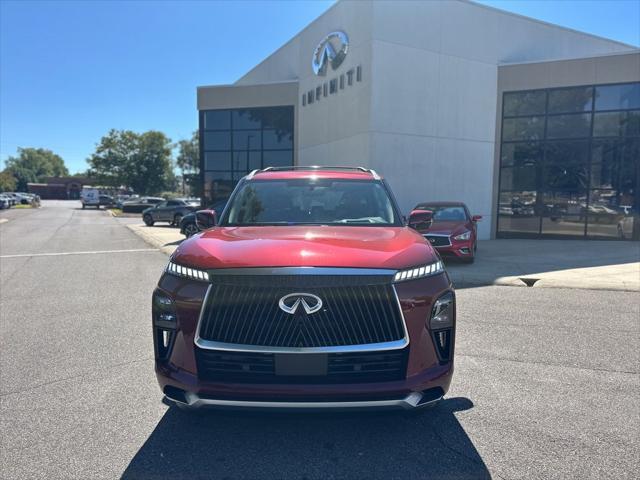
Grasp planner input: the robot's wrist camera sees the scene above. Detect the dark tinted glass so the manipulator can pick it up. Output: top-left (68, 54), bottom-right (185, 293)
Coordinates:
top-left (204, 151), bottom-right (231, 170)
top-left (498, 191), bottom-right (537, 217)
top-left (500, 142), bottom-right (542, 167)
top-left (263, 129), bottom-right (293, 150)
top-left (545, 141), bottom-right (589, 167)
top-left (232, 130), bottom-right (261, 150)
top-left (204, 131), bottom-right (231, 151)
top-left (500, 166), bottom-right (537, 191)
top-left (594, 83), bottom-right (640, 111)
top-left (548, 87), bottom-right (593, 113)
top-left (503, 91), bottom-right (546, 116)
top-left (223, 179), bottom-right (399, 226)
top-left (232, 151), bottom-right (261, 171)
top-left (502, 116), bottom-right (545, 141)
top-left (546, 113), bottom-right (591, 139)
top-left (415, 205), bottom-right (467, 221)
top-left (259, 106), bottom-right (294, 131)
top-left (594, 111), bottom-right (640, 137)
top-left (541, 216), bottom-right (585, 236)
top-left (204, 110), bottom-right (231, 130)
top-left (263, 150), bottom-right (293, 167)
top-left (233, 109), bottom-right (261, 129)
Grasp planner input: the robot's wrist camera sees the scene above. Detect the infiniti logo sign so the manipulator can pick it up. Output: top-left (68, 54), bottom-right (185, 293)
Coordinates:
top-left (312, 31), bottom-right (349, 76)
top-left (278, 293), bottom-right (323, 315)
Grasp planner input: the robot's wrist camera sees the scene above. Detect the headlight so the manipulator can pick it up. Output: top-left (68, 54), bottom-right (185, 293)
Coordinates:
top-left (393, 260), bottom-right (444, 282)
top-left (454, 231), bottom-right (471, 241)
top-left (166, 261), bottom-right (210, 282)
top-left (430, 291), bottom-right (454, 329)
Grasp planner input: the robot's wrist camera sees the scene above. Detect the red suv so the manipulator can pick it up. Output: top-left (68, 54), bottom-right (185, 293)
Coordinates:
top-left (153, 167), bottom-right (455, 412)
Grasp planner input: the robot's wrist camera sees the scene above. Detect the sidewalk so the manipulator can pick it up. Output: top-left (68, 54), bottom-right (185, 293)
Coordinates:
top-left (127, 223), bottom-right (640, 292)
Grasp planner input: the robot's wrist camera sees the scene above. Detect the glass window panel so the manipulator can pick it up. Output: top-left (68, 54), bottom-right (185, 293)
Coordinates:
top-left (204, 151), bottom-right (231, 170)
top-left (498, 190), bottom-right (538, 217)
top-left (503, 91), bottom-right (546, 117)
top-left (543, 164), bottom-right (589, 191)
top-left (498, 215), bottom-right (540, 235)
top-left (263, 129), bottom-right (293, 150)
top-left (593, 111), bottom-right (625, 137)
top-left (500, 142), bottom-right (542, 167)
top-left (203, 171), bottom-right (232, 181)
top-left (232, 109), bottom-right (262, 129)
top-left (203, 173), bottom-right (236, 205)
top-left (546, 113), bottom-right (591, 139)
top-left (259, 106), bottom-right (294, 131)
top-left (625, 111), bottom-right (640, 136)
top-left (544, 140), bottom-right (589, 167)
top-left (541, 215), bottom-right (585, 237)
top-left (204, 110), bottom-right (231, 130)
top-left (500, 166), bottom-right (538, 191)
top-left (232, 130), bottom-right (261, 150)
top-left (232, 151), bottom-right (261, 172)
top-left (204, 131), bottom-right (231, 151)
top-left (548, 87), bottom-right (593, 113)
top-left (541, 190), bottom-right (587, 217)
top-left (263, 150), bottom-right (293, 168)
top-left (594, 83), bottom-right (640, 111)
top-left (502, 116), bottom-right (544, 141)
top-left (586, 189), bottom-right (628, 238)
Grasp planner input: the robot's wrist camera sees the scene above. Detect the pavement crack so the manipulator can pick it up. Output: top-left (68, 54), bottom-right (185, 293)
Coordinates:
top-left (0, 356), bottom-right (154, 397)
top-left (458, 353), bottom-right (639, 375)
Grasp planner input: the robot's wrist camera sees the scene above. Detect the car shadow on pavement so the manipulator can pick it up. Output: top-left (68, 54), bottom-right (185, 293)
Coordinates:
top-left (121, 397), bottom-right (490, 479)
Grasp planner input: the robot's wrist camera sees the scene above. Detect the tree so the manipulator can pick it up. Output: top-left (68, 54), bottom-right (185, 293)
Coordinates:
top-left (176, 131), bottom-right (201, 196)
top-left (4, 148), bottom-right (69, 191)
top-left (88, 129), bottom-right (175, 195)
top-left (0, 170), bottom-right (17, 192)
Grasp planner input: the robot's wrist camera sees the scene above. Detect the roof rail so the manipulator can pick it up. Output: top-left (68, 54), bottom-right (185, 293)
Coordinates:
top-left (260, 166), bottom-right (380, 179)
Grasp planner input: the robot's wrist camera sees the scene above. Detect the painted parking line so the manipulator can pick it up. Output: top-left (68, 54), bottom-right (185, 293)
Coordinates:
top-left (0, 248), bottom-right (158, 259)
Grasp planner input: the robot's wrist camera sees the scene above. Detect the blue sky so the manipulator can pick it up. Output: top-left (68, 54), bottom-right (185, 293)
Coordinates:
top-left (1, 0), bottom-right (638, 174)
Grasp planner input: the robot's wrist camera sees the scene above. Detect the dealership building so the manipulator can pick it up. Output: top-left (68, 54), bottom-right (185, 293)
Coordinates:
top-left (197, 0), bottom-right (639, 240)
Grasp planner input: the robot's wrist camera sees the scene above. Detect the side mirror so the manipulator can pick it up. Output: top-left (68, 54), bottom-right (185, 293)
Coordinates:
top-left (195, 209), bottom-right (217, 230)
top-left (471, 215), bottom-right (482, 222)
top-left (408, 209), bottom-right (433, 231)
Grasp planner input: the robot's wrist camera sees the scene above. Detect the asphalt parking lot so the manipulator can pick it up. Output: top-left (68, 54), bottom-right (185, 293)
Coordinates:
top-left (1, 201), bottom-right (638, 479)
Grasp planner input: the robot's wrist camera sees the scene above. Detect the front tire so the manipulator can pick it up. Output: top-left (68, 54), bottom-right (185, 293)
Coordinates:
top-left (184, 223), bottom-right (199, 237)
top-left (143, 214), bottom-right (154, 226)
top-left (173, 213), bottom-right (183, 227)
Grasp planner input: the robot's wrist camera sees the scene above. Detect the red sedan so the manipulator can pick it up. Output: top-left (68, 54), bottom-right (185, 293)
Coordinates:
top-left (413, 202), bottom-right (482, 263)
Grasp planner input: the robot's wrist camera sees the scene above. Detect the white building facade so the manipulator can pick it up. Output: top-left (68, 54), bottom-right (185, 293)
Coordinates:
top-left (198, 0), bottom-right (639, 240)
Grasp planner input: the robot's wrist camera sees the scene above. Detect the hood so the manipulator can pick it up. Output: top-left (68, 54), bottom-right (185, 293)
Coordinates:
top-left (420, 221), bottom-right (469, 236)
top-left (172, 226), bottom-right (437, 270)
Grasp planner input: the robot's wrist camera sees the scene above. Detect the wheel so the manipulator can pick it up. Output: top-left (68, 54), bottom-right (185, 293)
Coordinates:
top-left (82, 204), bottom-right (85, 209)
top-left (184, 223), bottom-right (199, 237)
top-left (618, 224), bottom-right (625, 239)
top-left (173, 213), bottom-right (183, 227)
top-left (143, 214), bottom-right (154, 226)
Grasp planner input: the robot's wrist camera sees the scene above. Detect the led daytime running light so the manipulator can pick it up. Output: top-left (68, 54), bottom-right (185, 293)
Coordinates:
top-left (394, 261), bottom-right (444, 283)
top-left (166, 261), bottom-right (210, 282)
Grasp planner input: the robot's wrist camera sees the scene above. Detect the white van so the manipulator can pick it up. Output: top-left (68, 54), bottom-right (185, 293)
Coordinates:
top-left (81, 187), bottom-right (100, 209)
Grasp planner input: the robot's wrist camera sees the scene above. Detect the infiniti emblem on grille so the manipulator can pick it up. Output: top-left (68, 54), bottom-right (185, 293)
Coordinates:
top-left (278, 293), bottom-right (323, 315)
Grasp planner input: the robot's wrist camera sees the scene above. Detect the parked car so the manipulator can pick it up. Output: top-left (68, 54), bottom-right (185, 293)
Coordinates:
top-left (413, 201), bottom-right (481, 263)
top-left (0, 195), bottom-right (10, 209)
top-left (142, 198), bottom-right (200, 226)
top-left (153, 166), bottom-right (455, 412)
top-left (1, 193), bottom-right (15, 207)
top-left (99, 195), bottom-right (115, 207)
top-left (179, 197), bottom-right (229, 237)
top-left (121, 197), bottom-right (164, 214)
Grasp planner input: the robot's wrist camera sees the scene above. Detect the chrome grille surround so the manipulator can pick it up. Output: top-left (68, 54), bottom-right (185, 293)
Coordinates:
top-left (194, 267), bottom-right (409, 353)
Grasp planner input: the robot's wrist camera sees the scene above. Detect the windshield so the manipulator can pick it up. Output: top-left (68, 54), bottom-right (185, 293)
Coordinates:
top-left (222, 179), bottom-right (401, 226)
top-left (417, 205), bottom-right (468, 222)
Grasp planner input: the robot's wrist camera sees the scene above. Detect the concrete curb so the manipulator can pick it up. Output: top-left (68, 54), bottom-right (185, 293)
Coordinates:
top-left (126, 224), bottom-right (181, 256)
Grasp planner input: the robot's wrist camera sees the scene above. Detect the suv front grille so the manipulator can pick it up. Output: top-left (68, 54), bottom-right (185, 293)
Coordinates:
top-left (195, 348), bottom-right (409, 384)
top-left (197, 274), bottom-right (405, 348)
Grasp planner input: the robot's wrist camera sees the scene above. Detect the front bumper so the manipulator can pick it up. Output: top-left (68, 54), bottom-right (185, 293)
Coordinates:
top-left (426, 237), bottom-right (474, 259)
top-left (154, 269), bottom-right (455, 411)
